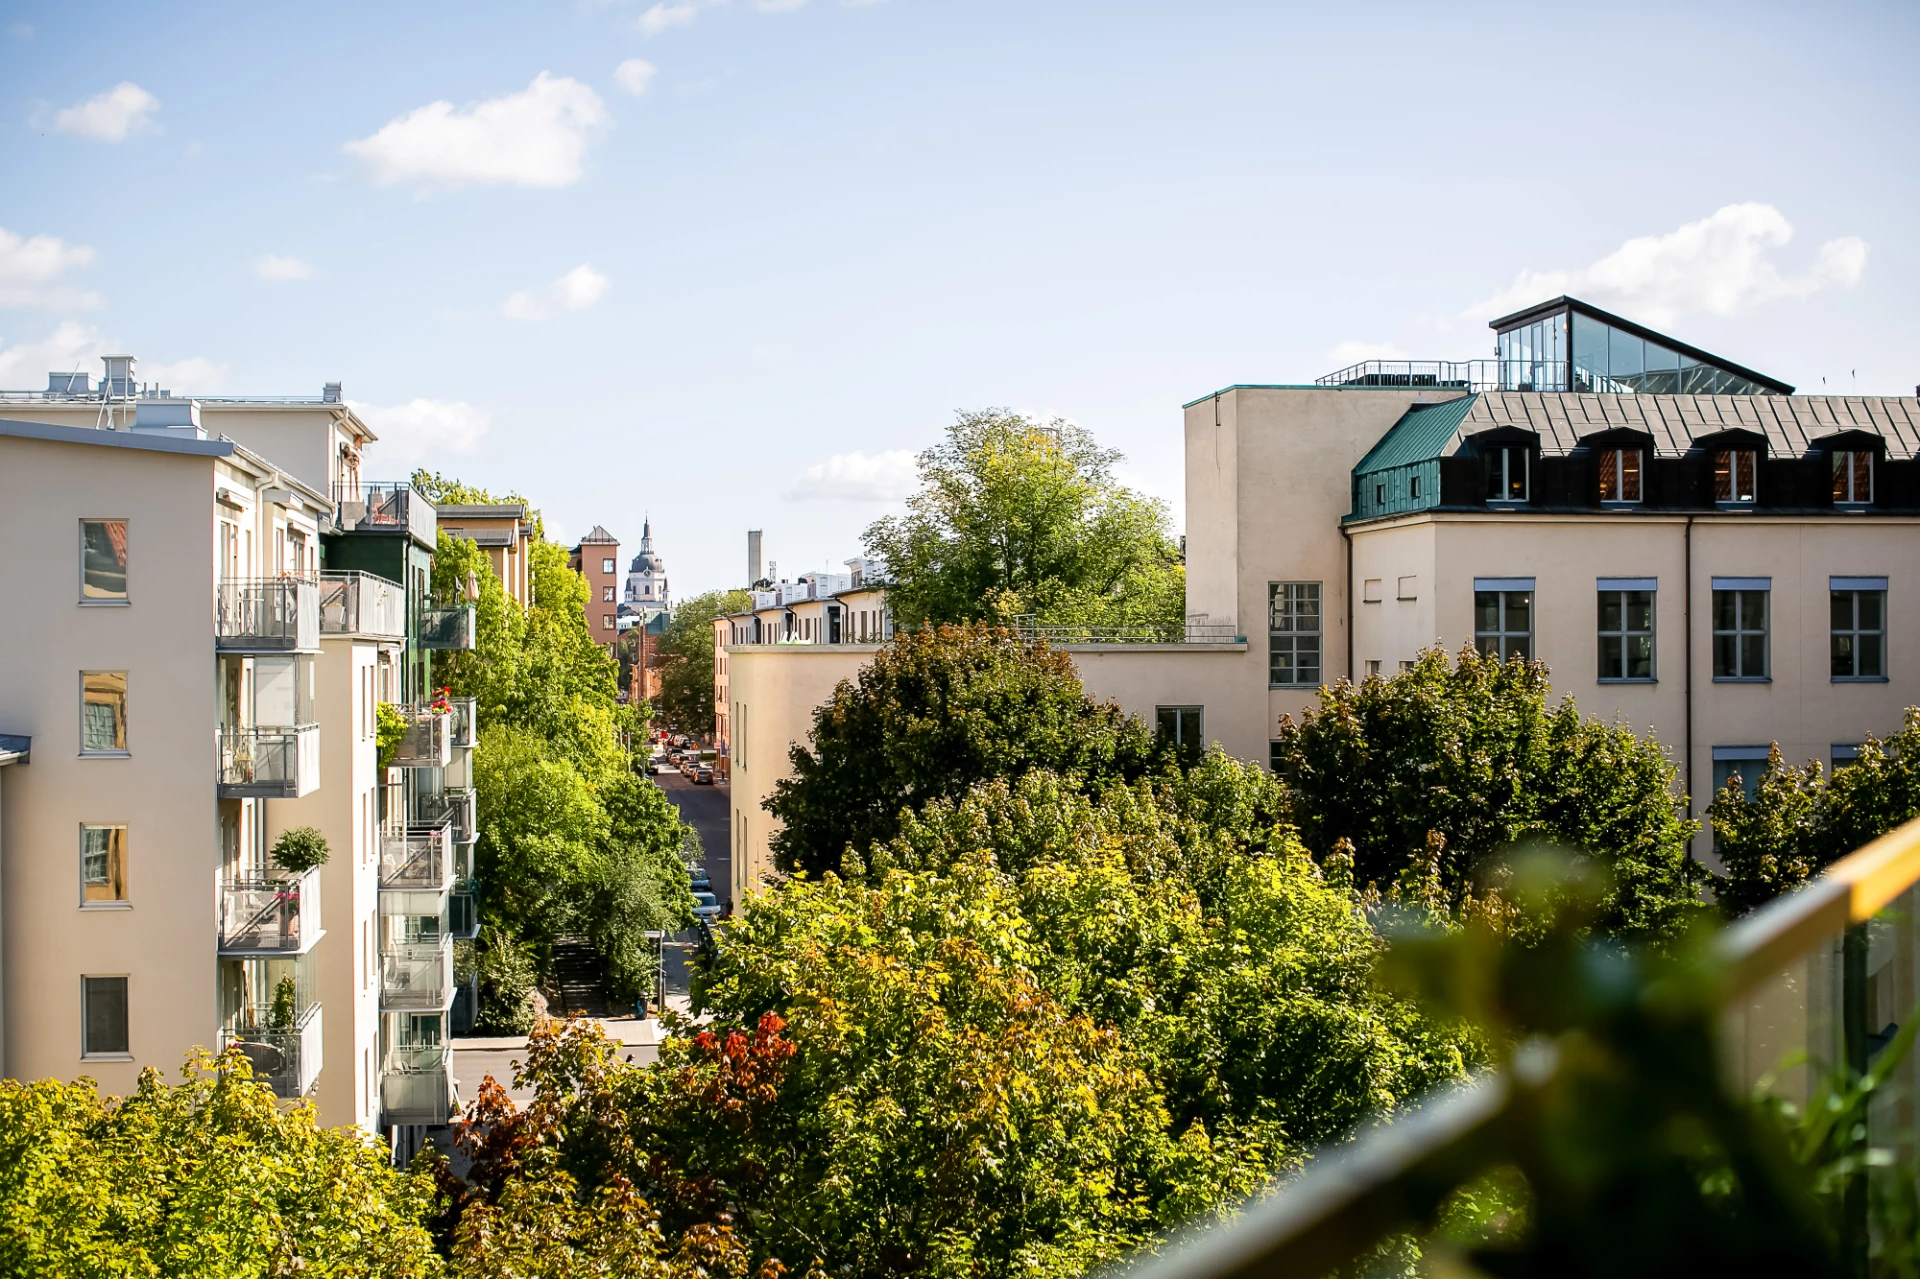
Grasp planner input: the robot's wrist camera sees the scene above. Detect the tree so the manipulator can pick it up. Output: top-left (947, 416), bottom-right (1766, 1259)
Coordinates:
top-left (656, 588), bottom-right (752, 736)
top-left (766, 623), bottom-right (1177, 877)
top-left (1711, 711), bottom-right (1920, 916)
top-left (1269, 646), bottom-right (1705, 942)
top-left (0, 1050), bottom-right (440, 1277)
top-left (863, 410), bottom-right (1184, 632)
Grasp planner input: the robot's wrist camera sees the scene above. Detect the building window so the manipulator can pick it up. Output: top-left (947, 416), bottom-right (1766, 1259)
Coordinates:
top-left (80, 671), bottom-right (128, 754)
top-left (1831, 579), bottom-right (1887, 680)
top-left (1597, 583), bottom-right (1655, 681)
top-left (603, 585), bottom-right (615, 602)
top-left (82, 976), bottom-right (129, 1057)
top-left (81, 520), bottom-right (129, 600)
top-left (80, 825), bottom-right (128, 905)
top-left (1268, 582), bottom-right (1322, 687)
top-left (1833, 744), bottom-right (1863, 770)
top-left (1713, 450), bottom-right (1757, 503)
top-left (1712, 747), bottom-right (1771, 804)
top-left (1156, 706), bottom-right (1203, 749)
top-left (1366, 659), bottom-right (1381, 677)
top-left (1832, 451), bottom-right (1874, 505)
top-left (602, 614), bottom-right (615, 631)
top-left (1410, 474), bottom-right (1422, 499)
top-left (1598, 449), bottom-right (1643, 503)
top-left (1268, 740), bottom-right (1284, 773)
top-left (1473, 580), bottom-right (1533, 661)
top-left (602, 558), bottom-right (616, 574)
top-left (1485, 446), bottom-right (1529, 502)
top-left (1711, 581), bottom-right (1769, 680)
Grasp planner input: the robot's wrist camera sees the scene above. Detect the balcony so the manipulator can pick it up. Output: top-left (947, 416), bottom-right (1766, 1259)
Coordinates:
top-left (449, 881), bottom-right (480, 940)
top-left (417, 604), bottom-right (477, 651)
top-left (215, 579), bottom-right (320, 653)
top-left (410, 785), bottom-right (476, 844)
top-left (381, 937), bottom-right (455, 1011)
top-left (223, 1002), bottom-right (322, 1100)
top-left (448, 696), bottom-right (478, 750)
top-left (391, 706), bottom-right (451, 769)
top-left (380, 825), bottom-right (453, 892)
top-left (332, 480), bottom-right (436, 549)
top-left (217, 724), bottom-right (320, 798)
top-left (218, 866), bottom-right (322, 955)
top-left (316, 571), bottom-right (406, 640)
top-left (380, 1044), bottom-right (454, 1126)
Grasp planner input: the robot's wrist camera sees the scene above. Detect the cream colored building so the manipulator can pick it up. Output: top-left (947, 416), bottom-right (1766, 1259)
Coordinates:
top-left (437, 503), bottom-right (534, 611)
top-left (721, 296), bottom-right (1920, 888)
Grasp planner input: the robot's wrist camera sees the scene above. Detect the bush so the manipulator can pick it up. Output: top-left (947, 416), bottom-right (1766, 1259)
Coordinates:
top-left (269, 825), bottom-right (329, 874)
top-left (376, 701), bottom-right (408, 770)
top-left (477, 926), bottom-right (538, 1035)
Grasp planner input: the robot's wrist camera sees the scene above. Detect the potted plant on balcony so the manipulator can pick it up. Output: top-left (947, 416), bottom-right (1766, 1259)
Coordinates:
top-left (268, 975), bottom-right (298, 1032)
top-left (270, 827), bottom-right (328, 945)
top-left (376, 702), bottom-right (407, 769)
top-left (429, 686), bottom-right (452, 715)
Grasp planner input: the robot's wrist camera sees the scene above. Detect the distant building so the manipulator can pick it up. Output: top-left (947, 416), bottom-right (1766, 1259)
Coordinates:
top-left (570, 525), bottom-right (621, 647)
top-left (437, 503), bottom-right (534, 610)
top-left (623, 517), bottom-right (669, 615)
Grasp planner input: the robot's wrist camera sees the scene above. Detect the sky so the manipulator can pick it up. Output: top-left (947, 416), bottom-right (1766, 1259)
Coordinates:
top-left (3, 0), bottom-right (1916, 596)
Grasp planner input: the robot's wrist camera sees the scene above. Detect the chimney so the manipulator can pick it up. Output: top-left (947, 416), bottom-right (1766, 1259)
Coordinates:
top-left (323, 381), bottom-right (342, 403)
top-left (747, 529), bottom-right (763, 586)
top-left (100, 355), bottom-right (137, 399)
top-left (47, 371), bottom-right (90, 396)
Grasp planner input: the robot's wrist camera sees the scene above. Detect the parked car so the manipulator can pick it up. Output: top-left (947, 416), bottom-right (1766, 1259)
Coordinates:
top-left (695, 764), bottom-right (714, 784)
top-left (689, 867), bottom-right (712, 893)
top-left (691, 890), bottom-right (721, 921)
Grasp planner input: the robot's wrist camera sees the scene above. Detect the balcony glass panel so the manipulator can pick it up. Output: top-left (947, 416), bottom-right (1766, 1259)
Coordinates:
top-left (316, 571), bottom-right (406, 639)
top-left (223, 1003), bottom-right (322, 1099)
top-left (216, 724), bottom-right (320, 798)
top-left (448, 696), bottom-right (478, 749)
top-left (381, 937), bottom-right (455, 1010)
top-left (392, 706), bottom-right (451, 769)
top-left (380, 826), bottom-right (452, 891)
top-left (417, 604), bottom-right (477, 651)
top-left (332, 480), bottom-right (436, 546)
top-left (380, 1044), bottom-right (453, 1125)
top-left (215, 579), bottom-right (319, 652)
top-left (218, 865), bottom-right (321, 954)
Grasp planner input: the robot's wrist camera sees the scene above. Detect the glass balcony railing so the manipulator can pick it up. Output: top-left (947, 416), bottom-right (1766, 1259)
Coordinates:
top-left (448, 696), bottom-right (478, 750)
top-left (391, 706), bottom-right (451, 769)
top-left (316, 570), bottom-right (405, 639)
top-left (380, 1044), bottom-right (453, 1126)
top-left (215, 579), bottom-right (320, 653)
top-left (332, 480), bottom-right (436, 546)
top-left (379, 826), bottom-right (452, 892)
top-left (381, 937), bottom-right (455, 1011)
top-left (1127, 814), bottom-right (1920, 1276)
top-left (449, 881), bottom-right (480, 940)
top-left (417, 604), bottom-right (477, 651)
top-left (218, 866), bottom-right (321, 955)
top-left (222, 1002), bottom-right (322, 1100)
top-left (216, 724), bottom-right (320, 798)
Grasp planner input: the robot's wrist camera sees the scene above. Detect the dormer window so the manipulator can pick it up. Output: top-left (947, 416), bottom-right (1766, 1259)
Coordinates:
top-left (1713, 449), bottom-right (1757, 503)
top-left (1832, 450), bottom-right (1874, 505)
top-left (1598, 448), bottom-right (1643, 503)
top-left (1485, 445), bottom-right (1529, 503)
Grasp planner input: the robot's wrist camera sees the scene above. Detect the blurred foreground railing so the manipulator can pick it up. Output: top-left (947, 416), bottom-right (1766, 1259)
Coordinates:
top-left (1121, 814), bottom-right (1920, 1278)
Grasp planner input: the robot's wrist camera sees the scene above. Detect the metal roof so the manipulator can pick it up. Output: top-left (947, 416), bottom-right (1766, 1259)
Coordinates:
top-left (1454, 392), bottom-right (1920, 460)
top-left (1353, 396), bottom-right (1479, 476)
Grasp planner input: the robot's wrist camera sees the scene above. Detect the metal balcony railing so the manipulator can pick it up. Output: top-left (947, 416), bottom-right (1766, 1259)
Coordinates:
top-left (1009, 619), bottom-right (1245, 645)
top-left (380, 1044), bottom-right (454, 1125)
top-left (218, 866), bottom-right (322, 955)
top-left (223, 1002), bottom-right (322, 1100)
top-left (416, 604), bottom-right (477, 651)
top-left (214, 578), bottom-right (320, 652)
top-left (1126, 813), bottom-right (1920, 1277)
top-left (332, 480), bottom-right (436, 547)
top-left (380, 825), bottom-right (453, 892)
top-left (391, 706), bottom-right (451, 769)
top-left (448, 696), bottom-right (478, 750)
top-left (381, 937), bottom-right (455, 1011)
top-left (316, 571), bottom-right (406, 639)
top-left (216, 724), bottom-right (320, 798)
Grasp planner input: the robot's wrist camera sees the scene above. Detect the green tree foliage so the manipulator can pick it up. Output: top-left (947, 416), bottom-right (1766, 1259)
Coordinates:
top-left (1269, 647), bottom-right (1704, 942)
top-left (1710, 711), bottom-right (1920, 916)
top-left (0, 1051), bottom-right (440, 1277)
top-left (766, 623), bottom-right (1177, 877)
top-left (269, 825), bottom-right (329, 873)
top-left (863, 409), bottom-right (1184, 631)
top-left (656, 588), bottom-right (752, 735)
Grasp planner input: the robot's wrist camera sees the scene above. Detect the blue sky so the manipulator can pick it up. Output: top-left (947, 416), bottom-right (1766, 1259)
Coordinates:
top-left (3, 0), bottom-right (1915, 595)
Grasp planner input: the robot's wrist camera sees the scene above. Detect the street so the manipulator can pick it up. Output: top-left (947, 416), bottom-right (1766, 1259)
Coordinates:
top-left (652, 765), bottom-right (732, 909)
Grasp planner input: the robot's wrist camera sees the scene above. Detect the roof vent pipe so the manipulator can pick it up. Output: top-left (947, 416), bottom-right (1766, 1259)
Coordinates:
top-left (323, 382), bottom-right (342, 403)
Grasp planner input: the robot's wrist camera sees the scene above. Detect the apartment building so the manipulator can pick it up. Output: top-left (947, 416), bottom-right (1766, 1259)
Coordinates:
top-left (0, 364), bottom-right (478, 1154)
top-left (570, 525), bottom-right (622, 647)
top-left (720, 297), bottom-right (1920, 892)
top-left (438, 502), bottom-right (534, 611)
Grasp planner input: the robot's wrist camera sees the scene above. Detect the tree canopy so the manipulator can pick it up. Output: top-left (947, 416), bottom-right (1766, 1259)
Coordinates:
top-left (863, 410), bottom-right (1184, 631)
top-left (656, 588), bottom-right (751, 735)
top-left (1269, 646), bottom-right (1705, 942)
top-left (765, 623), bottom-right (1177, 877)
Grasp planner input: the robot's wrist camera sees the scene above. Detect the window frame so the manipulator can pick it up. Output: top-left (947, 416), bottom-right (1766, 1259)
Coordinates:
top-left (1596, 579), bottom-right (1657, 683)
top-left (79, 518), bottom-right (130, 605)
top-left (1832, 451), bottom-right (1875, 506)
top-left (1597, 448), bottom-right (1644, 504)
top-left (79, 671), bottom-right (129, 756)
top-left (602, 557), bottom-right (616, 574)
top-left (1830, 578), bottom-right (1888, 682)
top-left (79, 824), bottom-right (130, 908)
top-left (1268, 582), bottom-right (1324, 689)
top-left (1711, 746), bottom-right (1772, 805)
top-left (1473, 579), bottom-right (1534, 662)
top-left (1155, 705), bottom-right (1204, 750)
top-left (1710, 580), bottom-right (1771, 681)
top-left (1485, 445), bottom-right (1530, 504)
top-left (1713, 449), bottom-right (1758, 504)
top-left (81, 974), bottom-right (131, 1060)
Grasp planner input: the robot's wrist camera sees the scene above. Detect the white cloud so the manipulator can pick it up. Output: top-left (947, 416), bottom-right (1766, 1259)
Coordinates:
top-left (343, 73), bottom-right (608, 191)
top-left (783, 449), bottom-right (918, 502)
top-left (54, 82), bottom-right (160, 141)
top-left (614, 58), bottom-right (657, 95)
top-left (500, 264), bottom-right (610, 321)
top-left (638, 0), bottom-right (729, 33)
top-left (0, 322), bottom-right (224, 393)
top-left (0, 227), bottom-right (101, 311)
top-left (347, 398), bottom-right (491, 468)
top-left (255, 254), bottom-right (316, 282)
top-left (757, 0), bottom-right (807, 10)
top-left (1326, 339), bottom-right (1406, 366)
top-left (1466, 203), bottom-right (1870, 328)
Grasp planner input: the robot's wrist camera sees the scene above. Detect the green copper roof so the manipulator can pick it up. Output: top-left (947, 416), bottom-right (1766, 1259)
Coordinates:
top-left (1352, 395), bottom-right (1479, 476)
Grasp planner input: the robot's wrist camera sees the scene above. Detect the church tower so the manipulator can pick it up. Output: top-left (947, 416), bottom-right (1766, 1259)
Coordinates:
top-left (623, 516), bottom-right (669, 610)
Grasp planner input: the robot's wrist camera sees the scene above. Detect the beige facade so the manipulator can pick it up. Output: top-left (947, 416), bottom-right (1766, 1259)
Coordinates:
top-left (438, 504), bottom-right (533, 610)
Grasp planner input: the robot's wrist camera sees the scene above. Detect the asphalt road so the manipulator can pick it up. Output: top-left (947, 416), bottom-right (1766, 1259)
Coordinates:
top-left (653, 767), bottom-right (732, 908)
